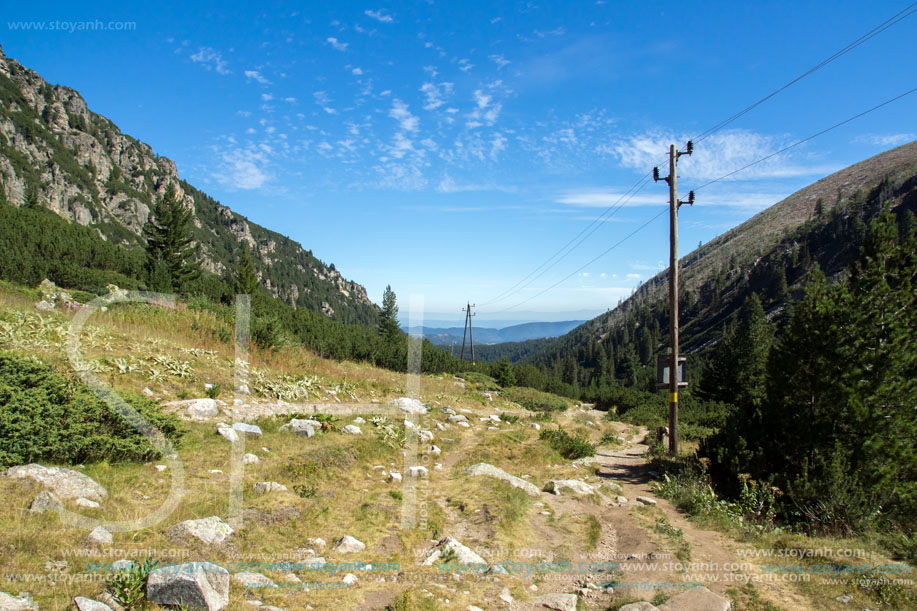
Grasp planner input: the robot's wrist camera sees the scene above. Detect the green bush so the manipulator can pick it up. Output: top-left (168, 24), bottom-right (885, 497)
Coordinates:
top-left (0, 352), bottom-right (183, 468)
top-left (539, 427), bottom-right (595, 459)
top-left (458, 371), bottom-right (500, 391)
top-left (503, 386), bottom-right (569, 412)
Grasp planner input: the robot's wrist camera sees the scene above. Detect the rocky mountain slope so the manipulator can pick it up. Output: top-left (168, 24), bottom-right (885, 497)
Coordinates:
top-left (523, 141), bottom-right (917, 374)
top-left (0, 44), bottom-right (375, 324)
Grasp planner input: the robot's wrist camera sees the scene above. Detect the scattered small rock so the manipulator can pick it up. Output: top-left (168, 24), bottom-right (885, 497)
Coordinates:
top-left (0, 592), bottom-right (37, 610)
top-left (657, 586), bottom-right (730, 611)
top-left (466, 463), bottom-right (541, 497)
top-left (544, 480), bottom-right (595, 496)
top-left (28, 490), bottom-right (62, 514)
top-left (242, 453), bottom-right (259, 465)
top-left (536, 592), bottom-right (579, 611)
top-left (4, 464), bottom-right (107, 501)
top-left (341, 425), bottom-right (362, 435)
top-left (76, 497), bottom-right (100, 509)
top-left (391, 397), bottom-right (427, 415)
top-left (233, 422), bottom-right (263, 437)
top-left (342, 573), bottom-right (358, 586)
top-left (87, 525), bottom-right (113, 545)
top-left (147, 561), bottom-right (229, 610)
top-left (253, 482), bottom-right (288, 495)
top-left (232, 572), bottom-right (276, 589)
top-left (333, 535), bottom-right (366, 554)
top-left (408, 466), bottom-right (428, 478)
top-left (168, 516), bottom-right (234, 545)
top-left (280, 419), bottom-right (318, 437)
top-left (635, 495), bottom-right (657, 505)
top-left (74, 596), bottom-right (114, 611)
top-left (216, 423), bottom-right (240, 442)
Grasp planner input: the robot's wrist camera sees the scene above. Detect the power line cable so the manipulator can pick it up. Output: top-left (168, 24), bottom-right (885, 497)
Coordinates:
top-left (692, 2), bottom-right (917, 143)
top-left (493, 86), bottom-right (917, 311)
top-left (691, 86), bottom-right (917, 191)
top-left (477, 3), bottom-right (914, 306)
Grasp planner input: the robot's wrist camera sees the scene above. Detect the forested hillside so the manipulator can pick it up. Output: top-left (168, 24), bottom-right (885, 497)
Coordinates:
top-left (519, 142), bottom-right (917, 396)
top-left (0, 44), bottom-right (375, 324)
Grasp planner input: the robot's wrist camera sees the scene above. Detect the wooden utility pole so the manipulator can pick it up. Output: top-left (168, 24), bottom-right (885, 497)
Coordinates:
top-left (460, 303), bottom-right (476, 364)
top-left (654, 142), bottom-right (694, 456)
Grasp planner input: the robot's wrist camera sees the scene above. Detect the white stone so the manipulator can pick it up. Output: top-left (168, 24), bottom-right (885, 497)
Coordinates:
top-left (280, 419), bottom-right (318, 437)
top-left (0, 592), bottom-right (36, 610)
top-left (419, 430), bottom-right (435, 443)
top-left (87, 525), bottom-right (113, 545)
top-left (169, 516), bottom-right (233, 545)
top-left (76, 497), bottom-right (100, 508)
top-left (342, 573), bottom-right (357, 586)
top-left (332, 535), bottom-right (365, 554)
top-left (499, 587), bottom-right (513, 603)
top-left (388, 472), bottom-right (403, 483)
top-left (341, 425), bottom-right (362, 435)
top-left (536, 593), bottom-right (579, 611)
top-left (544, 479), bottom-right (596, 496)
top-left (4, 464), bottom-right (107, 501)
top-left (408, 466), bottom-right (428, 478)
top-left (391, 397), bottom-right (427, 415)
top-left (253, 481), bottom-right (287, 495)
top-left (216, 423), bottom-right (240, 443)
top-left (155, 465), bottom-right (167, 472)
top-left (147, 561), bottom-right (229, 610)
top-left (466, 463), bottom-right (541, 497)
top-left (447, 414), bottom-right (468, 423)
top-left (29, 490), bottom-right (62, 514)
top-left (242, 453), bottom-right (259, 465)
top-left (74, 597), bottom-right (114, 611)
top-left (233, 422), bottom-right (263, 437)
top-left (164, 398), bottom-right (221, 421)
top-left (232, 572), bottom-right (276, 588)
top-left (635, 495), bottom-right (657, 505)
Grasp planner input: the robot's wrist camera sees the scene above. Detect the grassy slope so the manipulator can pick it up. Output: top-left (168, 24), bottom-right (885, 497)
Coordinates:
top-left (0, 283), bottom-right (912, 610)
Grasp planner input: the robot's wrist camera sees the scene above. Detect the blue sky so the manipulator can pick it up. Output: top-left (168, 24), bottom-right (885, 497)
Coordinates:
top-left (3, 1), bottom-right (915, 323)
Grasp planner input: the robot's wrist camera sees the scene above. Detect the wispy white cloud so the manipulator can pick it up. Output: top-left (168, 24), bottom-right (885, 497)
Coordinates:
top-left (243, 70), bottom-right (270, 84)
top-left (326, 37), bottom-right (348, 51)
top-left (213, 145), bottom-right (271, 189)
top-left (853, 133), bottom-right (914, 147)
top-left (489, 54), bottom-right (511, 69)
top-left (190, 47), bottom-right (230, 74)
top-left (389, 99), bottom-right (419, 132)
top-left (364, 9), bottom-right (393, 23)
top-left (351, 67), bottom-right (363, 75)
top-left (420, 81), bottom-right (454, 110)
top-left (608, 129), bottom-right (834, 182)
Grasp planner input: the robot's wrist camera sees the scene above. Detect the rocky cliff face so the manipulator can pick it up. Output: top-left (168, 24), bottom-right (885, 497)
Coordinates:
top-left (0, 44), bottom-right (374, 321)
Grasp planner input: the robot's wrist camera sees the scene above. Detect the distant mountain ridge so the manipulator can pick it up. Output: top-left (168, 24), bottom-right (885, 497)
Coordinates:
top-left (0, 44), bottom-right (376, 324)
top-left (404, 320), bottom-right (585, 345)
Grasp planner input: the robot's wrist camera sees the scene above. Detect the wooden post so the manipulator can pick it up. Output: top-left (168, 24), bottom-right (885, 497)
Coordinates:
top-left (460, 307), bottom-right (469, 362)
top-left (468, 303), bottom-right (476, 365)
top-left (667, 144), bottom-right (679, 457)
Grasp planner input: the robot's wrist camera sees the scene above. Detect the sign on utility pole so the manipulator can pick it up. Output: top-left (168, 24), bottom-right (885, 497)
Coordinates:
top-left (654, 141), bottom-right (694, 456)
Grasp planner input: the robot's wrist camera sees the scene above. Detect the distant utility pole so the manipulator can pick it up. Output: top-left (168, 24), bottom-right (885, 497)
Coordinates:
top-left (460, 303), bottom-right (476, 365)
top-left (654, 141), bottom-right (694, 456)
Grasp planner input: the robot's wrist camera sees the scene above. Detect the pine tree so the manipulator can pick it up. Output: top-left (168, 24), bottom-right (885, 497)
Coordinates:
top-left (379, 285), bottom-right (401, 343)
top-left (234, 243), bottom-right (261, 296)
top-left (142, 186), bottom-right (199, 292)
top-left (493, 358), bottom-right (516, 388)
